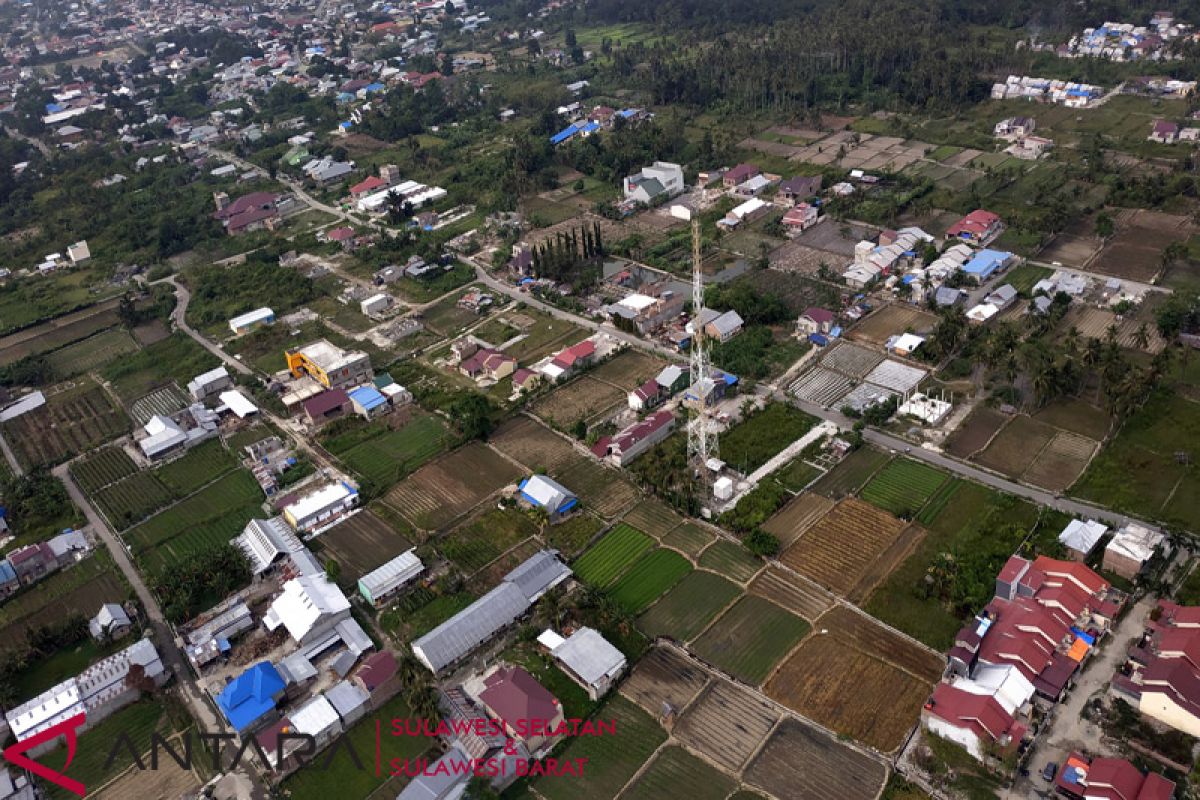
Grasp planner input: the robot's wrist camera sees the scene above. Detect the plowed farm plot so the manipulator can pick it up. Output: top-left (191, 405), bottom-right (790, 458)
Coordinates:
top-left (4, 381), bottom-right (129, 469)
top-left (674, 680), bottom-right (780, 772)
top-left (973, 415), bottom-right (1058, 478)
top-left (743, 718), bottom-right (887, 800)
top-left (621, 746), bottom-right (735, 800)
top-left (1063, 305), bottom-right (1167, 353)
top-left (620, 646), bottom-right (711, 717)
top-left (383, 443), bottom-right (521, 531)
top-left (765, 607), bottom-right (938, 752)
top-left (778, 498), bottom-right (910, 598)
top-left (556, 458), bottom-right (639, 519)
top-left (622, 498), bottom-right (683, 538)
top-left (697, 540), bottom-right (763, 583)
top-left (529, 375), bottom-right (625, 427)
top-left (71, 446), bottom-right (137, 493)
top-left (762, 493), bottom-right (835, 548)
top-left (1022, 431), bottom-right (1099, 492)
top-left (661, 522), bottom-right (714, 557)
top-left (489, 415), bottom-right (583, 473)
top-left (811, 446), bottom-right (891, 499)
top-left (945, 406), bottom-right (1009, 458)
top-left (1089, 209), bottom-right (1194, 282)
top-left (852, 305), bottom-right (938, 346)
top-left (860, 458), bottom-right (948, 517)
top-left (748, 566), bottom-right (834, 621)
top-left (320, 510), bottom-right (414, 581)
top-left (637, 570), bottom-right (741, 642)
top-left (692, 595), bottom-right (810, 685)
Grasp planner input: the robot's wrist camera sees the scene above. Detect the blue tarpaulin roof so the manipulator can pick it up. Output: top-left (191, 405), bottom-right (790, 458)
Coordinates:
top-left (348, 386), bottom-right (387, 411)
top-left (364, 82), bottom-right (385, 92)
top-left (550, 124), bottom-right (578, 144)
top-left (618, 108), bottom-right (638, 118)
top-left (1071, 627), bottom-right (1096, 645)
top-left (217, 662), bottom-right (284, 733)
top-left (963, 249), bottom-right (1010, 277)
top-left (580, 121), bottom-right (600, 133)
top-left (45, 103), bottom-right (63, 113)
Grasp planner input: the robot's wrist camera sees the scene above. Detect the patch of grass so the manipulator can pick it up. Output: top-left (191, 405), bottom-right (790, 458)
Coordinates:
top-left (773, 457), bottom-right (824, 492)
top-left (572, 523), bottom-right (654, 587)
top-left (697, 540), bottom-right (763, 583)
top-left (609, 549), bottom-right (692, 613)
top-left (860, 458), bottom-right (948, 518)
top-left (1004, 263), bottom-right (1053, 296)
top-left (440, 507), bottom-right (538, 574)
top-left (720, 402), bottom-right (819, 474)
top-left (812, 446), bottom-right (892, 499)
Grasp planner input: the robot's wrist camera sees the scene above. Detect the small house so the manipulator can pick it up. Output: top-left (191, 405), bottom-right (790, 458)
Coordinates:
top-left (539, 627), bottom-right (626, 700)
top-left (1103, 523), bottom-right (1165, 580)
top-left (1149, 119), bottom-right (1180, 143)
top-left (89, 603), bottom-right (132, 642)
top-left (1058, 519), bottom-right (1109, 560)
top-left (796, 307), bottom-right (835, 336)
top-left (518, 475), bottom-right (578, 521)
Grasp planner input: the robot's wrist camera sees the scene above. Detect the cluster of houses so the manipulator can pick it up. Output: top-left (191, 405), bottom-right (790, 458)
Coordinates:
top-left (212, 190), bottom-right (295, 236)
top-left (1059, 13), bottom-right (1192, 61)
top-left (0, 529), bottom-right (91, 600)
top-left (550, 104), bottom-right (649, 146)
top-left (274, 339), bottom-right (410, 426)
top-left (993, 116), bottom-right (1054, 161)
top-left (135, 366), bottom-right (259, 460)
top-left (1147, 119), bottom-right (1200, 145)
top-left (922, 552), bottom-right (1134, 765)
top-left (18, 240), bottom-right (91, 278)
top-left (990, 76), bottom-right (1105, 107)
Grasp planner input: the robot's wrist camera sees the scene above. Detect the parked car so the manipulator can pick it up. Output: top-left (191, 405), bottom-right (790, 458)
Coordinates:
top-left (1042, 762), bottom-right (1057, 782)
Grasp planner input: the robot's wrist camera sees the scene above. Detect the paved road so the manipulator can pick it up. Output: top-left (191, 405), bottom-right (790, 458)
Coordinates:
top-left (52, 463), bottom-right (225, 734)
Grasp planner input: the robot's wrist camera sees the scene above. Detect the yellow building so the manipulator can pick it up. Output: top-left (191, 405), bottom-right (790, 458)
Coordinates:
top-left (286, 339), bottom-right (373, 389)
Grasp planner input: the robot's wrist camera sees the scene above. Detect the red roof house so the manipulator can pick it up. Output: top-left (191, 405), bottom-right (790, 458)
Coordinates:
top-left (350, 176), bottom-right (386, 197)
top-left (946, 209), bottom-right (1003, 244)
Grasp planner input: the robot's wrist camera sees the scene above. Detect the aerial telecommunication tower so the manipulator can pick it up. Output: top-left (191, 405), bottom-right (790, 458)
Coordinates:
top-left (686, 218), bottom-right (718, 500)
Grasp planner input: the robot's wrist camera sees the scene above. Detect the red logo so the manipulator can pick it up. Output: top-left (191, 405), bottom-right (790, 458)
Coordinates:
top-left (3, 712), bottom-right (87, 797)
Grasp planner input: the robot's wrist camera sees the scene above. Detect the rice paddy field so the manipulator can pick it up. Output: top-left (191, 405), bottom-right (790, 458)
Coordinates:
top-left (811, 446), bottom-right (891, 499)
top-left (859, 458), bottom-right (948, 517)
top-left (661, 522), bottom-right (714, 557)
top-left (621, 746), bottom-right (736, 800)
top-left (692, 595), bottom-right (811, 685)
top-left (324, 414), bottom-right (451, 488)
top-left (637, 570), bottom-right (742, 641)
top-left (609, 549), bottom-right (692, 613)
top-left (571, 523), bottom-right (654, 587)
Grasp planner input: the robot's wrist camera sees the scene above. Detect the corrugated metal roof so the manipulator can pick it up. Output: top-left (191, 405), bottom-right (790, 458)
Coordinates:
top-left (413, 583), bottom-right (529, 672)
top-left (504, 549), bottom-right (571, 602)
top-left (358, 549), bottom-right (423, 600)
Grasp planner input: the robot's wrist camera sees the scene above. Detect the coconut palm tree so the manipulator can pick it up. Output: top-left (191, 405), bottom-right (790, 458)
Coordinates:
top-left (1133, 322), bottom-right (1151, 350)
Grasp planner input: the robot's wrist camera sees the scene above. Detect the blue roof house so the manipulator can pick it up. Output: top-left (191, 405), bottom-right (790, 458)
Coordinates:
top-left (961, 249), bottom-right (1013, 283)
top-left (550, 124), bottom-right (579, 145)
top-left (348, 386), bottom-right (388, 419)
top-left (217, 662), bottom-right (286, 733)
top-left (518, 475), bottom-right (578, 520)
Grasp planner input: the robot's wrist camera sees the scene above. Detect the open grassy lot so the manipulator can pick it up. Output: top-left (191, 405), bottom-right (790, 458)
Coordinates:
top-left (318, 510), bottom-right (414, 584)
top-left (542, 511), bottom-right (603, 557)
top-left (489, 414), bottom-right (583, 473)
top-left (1033, 398), bottom-right (1112, 440)
top-left (1004, 263), bottom-right (1054, 296)
top-left (945, 406), bottom-right (1010, 458)
top-left (100, 332), bottom-right (220, 404)
top-left (860, 458), bottom-right (948, 518)
top-left (283, 694), bottom-right (430, 800)
top-left (572, 523), bottom-right (653, 587)
top-left (610, 548), bottom-right (692, 613)
top-left (864, 482), bottom-right (1042, 648)
top-left (2, 379), bottom-right (129, 469)
top-left (693, 595), bottom-right (810, 685)
top-left (501, 310), bottom-right (587, 363)
top-left (94, 472), bottom-right (176, 529)
top-left (126, 470), bottom-right (262, 575)
top-left (773, 457), bottom-right (825, 492)
top-left (419, 285), bottom-right (492, 336)
top-left (0, 552), bottom-right (127, 652)
top-left (324, 413), bottom-right (451, 488)
top-left (534, 695), bottom-right (667, 800)
top-left (440, 507), bottom-right (538, 575)
top-left (44, 328), bottom-right (139, 377)
top-left (1073, 391), bottom-right (1200, 532)
top-left (720, 402), bottom-right (819, 474)
top-left (529, 375), bottom-right (626, 427)
top-left (637, 571), bottom-right (741, 641)
top-left (811, 446), bottom-right (891, 498)
top-left (0, 298), bottom-right (121, 366)
top-left (697, 539), bottom-right (763, 583)
top-left (587, 349), bottom-right (668, 390)
top-left (153, 439), bottom-right (236, 494)
top-left (70, 446), bottom-right (137, 493)
top-left (763, 492), bottom-right (835, 549)
top-left (622, 746), bottom-right (736, 800)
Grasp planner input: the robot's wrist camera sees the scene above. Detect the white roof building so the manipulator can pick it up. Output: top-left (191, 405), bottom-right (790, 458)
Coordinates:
top-left (545, 627), bottom-right (626, 700)
top-left (263, 575), bottom-right (352, 645)
top-left (358, 550), bottom-right (424, 606)
top-left (139, 415), bottom-right (188, 459)
top-left (282, 483), bottom-right (358, 532)
top-left (231, 517), bottom-right (306, 575)
top-left (954, 663), bottom-right (1035, 716)
top-left (218, 390), bottom-right (258, 419)
top-left (1105, 523), bottom-right (1165, 566)
top-left (229, 307), bottom-right (275, 333)
top-left (1058, 519), bottom-right (1109, 555)
top-left (187, 366), bottom-right (232, 400)
top-left (288, 694), bottom-right (342, 744)
top-left (898, 393), bottom-right (952, 425)
top-left (66, 240), bottom-right (90, 264)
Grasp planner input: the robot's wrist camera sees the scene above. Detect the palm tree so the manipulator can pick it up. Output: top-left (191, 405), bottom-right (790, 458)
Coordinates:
top-left (1133, 322), bottom-right (1151, 351)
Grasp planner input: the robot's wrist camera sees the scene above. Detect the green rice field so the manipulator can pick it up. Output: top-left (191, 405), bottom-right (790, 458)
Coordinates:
top-left (610, 549), bottom-right (693, 613)
top-left (70, 446), bottom-right (137, 493)
top-left (637, 571), bottom-right (741, 641)
top-left (572, 523), bottom-right (653, 587)
top-left (812, 446), bottom-right (891, 499)
top-left (697, 540), bottom-right (763, 584)
top-left (860, 458), bottom-right (948, 517)
top-left (332, 415), bottom-right (451, 487)
top-left (692, 595), bottom-right (810, 685)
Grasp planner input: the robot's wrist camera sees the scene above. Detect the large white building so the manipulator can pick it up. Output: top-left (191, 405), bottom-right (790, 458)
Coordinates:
top-left (5, 639), bottom-right (167, 756)
top-left (282, 483), bottom-right (359, 533)
top-left (357, 550), bottom-right (423, 608)
top-left (623, 161), bottom-right (684, 204)
top-left (262, 574), bottom-right (352, 645)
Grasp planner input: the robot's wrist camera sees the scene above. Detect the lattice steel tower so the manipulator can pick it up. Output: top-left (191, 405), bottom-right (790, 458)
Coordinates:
top-left (686, 218), bottom-right (718, 500)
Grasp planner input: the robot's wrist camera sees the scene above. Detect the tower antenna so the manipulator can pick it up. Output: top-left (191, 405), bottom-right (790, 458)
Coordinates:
top-left (687, 217), bottom-right (718, 505)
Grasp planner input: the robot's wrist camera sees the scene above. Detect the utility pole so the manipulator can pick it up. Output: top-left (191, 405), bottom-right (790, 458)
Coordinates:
top-left (687, 218), bottom-right (718, 505)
